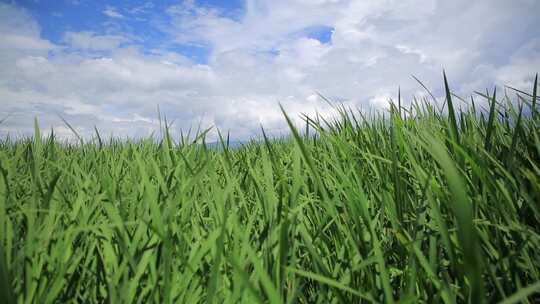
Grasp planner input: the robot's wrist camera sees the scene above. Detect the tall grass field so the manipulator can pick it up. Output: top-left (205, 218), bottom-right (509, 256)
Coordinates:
top-left (1, 74), bottom-right (539, 303)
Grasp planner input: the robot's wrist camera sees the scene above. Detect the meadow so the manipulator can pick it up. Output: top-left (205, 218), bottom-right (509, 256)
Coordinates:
top-left (0, 74), bottom-right (539, 303)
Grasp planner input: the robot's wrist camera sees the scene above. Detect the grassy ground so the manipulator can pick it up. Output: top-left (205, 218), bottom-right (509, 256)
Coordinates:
top-left (1, 75), bottom-right (539, 303)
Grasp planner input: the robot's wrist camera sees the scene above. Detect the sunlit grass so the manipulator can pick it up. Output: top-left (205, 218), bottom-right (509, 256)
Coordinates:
top-left (0, 74), bottom-right (539, 303)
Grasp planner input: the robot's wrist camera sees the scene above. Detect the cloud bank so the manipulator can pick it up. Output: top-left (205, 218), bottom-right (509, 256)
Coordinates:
top-left (0, 0), bottom-right (538, 140)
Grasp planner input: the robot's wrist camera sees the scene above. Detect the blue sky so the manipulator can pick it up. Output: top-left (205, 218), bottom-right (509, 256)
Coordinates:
top-left (8, 0), bottom-right (247, 62)
top-left (0, 0), bottom-right (538, 140)
top-left (4, 0), bottom-right (333, 63)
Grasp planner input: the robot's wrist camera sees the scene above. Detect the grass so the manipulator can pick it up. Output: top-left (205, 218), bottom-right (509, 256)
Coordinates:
top-left (0, 74), bottom-right (539, 303)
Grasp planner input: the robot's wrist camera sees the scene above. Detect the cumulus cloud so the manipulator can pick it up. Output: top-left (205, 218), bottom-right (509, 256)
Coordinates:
top-left (64, 31), bottom-right (129, 51)
top-left (0, 4), bottom-right (55, 52)
top-left (0, 0), bottom-right (539, 141)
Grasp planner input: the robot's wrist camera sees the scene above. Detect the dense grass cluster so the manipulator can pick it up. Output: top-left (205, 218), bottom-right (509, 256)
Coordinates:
top-left (1, 75), bottom-right (540, 303)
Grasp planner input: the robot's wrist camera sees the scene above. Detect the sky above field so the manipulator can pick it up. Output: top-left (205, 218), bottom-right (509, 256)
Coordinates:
top-left (0, 0), bottom-right (539, 140)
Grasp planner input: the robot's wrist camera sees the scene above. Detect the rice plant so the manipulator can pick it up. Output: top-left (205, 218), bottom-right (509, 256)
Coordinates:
top-left (0, 74), bottom-right (539, 303)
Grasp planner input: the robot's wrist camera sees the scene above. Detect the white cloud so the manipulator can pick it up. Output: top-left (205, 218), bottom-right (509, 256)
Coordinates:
top-left (64, 31), bottom-right (129, 51)
top-left (128, 2), bottom-right (154, 15)
top-left (0, 34), bottom-right (55, 51)
top-left (0, 4), bottom-right (55, 51)
top-left (494, 38), bottom-right (540, 89)
top-left (103, 6), bottom-right (123, 19)
top-left (0, 1), bottom-right (539, 141)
